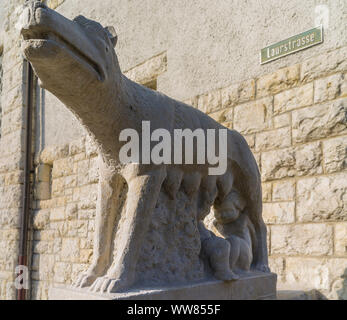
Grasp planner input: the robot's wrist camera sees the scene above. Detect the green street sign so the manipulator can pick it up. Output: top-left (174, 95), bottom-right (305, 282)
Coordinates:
top-left (260, 26), bottom-right (323, 64)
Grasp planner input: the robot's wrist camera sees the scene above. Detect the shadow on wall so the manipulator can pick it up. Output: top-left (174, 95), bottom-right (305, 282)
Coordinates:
top-left (337, 268), bottom-right (347, 300)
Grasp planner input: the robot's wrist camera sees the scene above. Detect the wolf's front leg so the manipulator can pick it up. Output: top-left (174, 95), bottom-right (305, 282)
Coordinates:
top-left (90, 166), bottom-right (166, 293)
top-left (73, 157), bottom-right (120, 288)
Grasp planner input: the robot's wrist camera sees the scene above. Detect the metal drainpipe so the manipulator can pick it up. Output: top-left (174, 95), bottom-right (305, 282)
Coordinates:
top-left (17, 0), bottom-right (45, 301)
top-left (17, 58), bottom-right (34, 301)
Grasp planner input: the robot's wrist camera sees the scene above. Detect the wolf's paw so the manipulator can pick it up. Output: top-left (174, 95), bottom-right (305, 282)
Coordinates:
top-left (89, 275), bottom-right (132, 293)
top-left (254, 263), bottom-right (271, 273)
top-left (72, 272), bottom-right (98, 288)
top-left (214, 269), bottom-right (239, 281)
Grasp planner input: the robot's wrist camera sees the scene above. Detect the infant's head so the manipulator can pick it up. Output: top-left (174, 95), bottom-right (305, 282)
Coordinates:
top-left (213, 190), bottom-right (246, 224)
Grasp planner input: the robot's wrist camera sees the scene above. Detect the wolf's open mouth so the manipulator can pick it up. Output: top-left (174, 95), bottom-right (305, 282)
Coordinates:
top-left (21, 28), bottom-right (103, 81)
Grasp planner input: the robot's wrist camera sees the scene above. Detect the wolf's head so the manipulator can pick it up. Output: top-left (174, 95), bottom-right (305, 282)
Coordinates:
top-left (20, 1), bottom-right (120, 107)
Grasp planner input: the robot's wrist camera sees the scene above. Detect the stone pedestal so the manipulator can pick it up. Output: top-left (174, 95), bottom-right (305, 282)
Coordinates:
top-left (49, 272), bottom-right (277, 300)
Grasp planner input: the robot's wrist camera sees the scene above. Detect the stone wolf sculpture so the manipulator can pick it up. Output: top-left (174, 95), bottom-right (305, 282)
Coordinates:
top-left (20, 1), bottom-right (269, 293)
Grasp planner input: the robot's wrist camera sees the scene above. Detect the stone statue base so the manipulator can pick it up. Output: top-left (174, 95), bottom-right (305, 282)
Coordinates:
top-left (49, 272), bottom-right (276, 300)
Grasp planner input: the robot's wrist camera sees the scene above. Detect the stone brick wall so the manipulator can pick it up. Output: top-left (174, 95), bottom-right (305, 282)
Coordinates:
top-left (27, 46), bottom-right (347, 300)
top-left (30, 136), bottom-right (98, 299)
top-left (194, 46), bottom-right (346, 300)
top-left (0, 0), bottom-right (27, 300)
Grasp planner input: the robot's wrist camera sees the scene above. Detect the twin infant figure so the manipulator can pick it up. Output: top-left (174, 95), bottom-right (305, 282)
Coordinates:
top-left (200, 189), bottom-right (254, 280)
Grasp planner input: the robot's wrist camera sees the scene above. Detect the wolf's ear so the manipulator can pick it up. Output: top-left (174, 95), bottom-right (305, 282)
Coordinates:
top-left (104, 26), bottom-right (118, 47)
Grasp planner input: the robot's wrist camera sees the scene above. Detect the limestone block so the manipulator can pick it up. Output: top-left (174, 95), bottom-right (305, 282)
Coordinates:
top-left (263, 202), bottom-right (295, 224)
top-left (64, 175), bottom-right (77, 189)
top-left (341, 73), bottom-right (347, 98)
top-left (295, 142), bottom-right (323, 176)
top-left (36, 164), bottom-right (51, 182)
top-left (85, 135), bottom-right (98, 158)
top-left (256, 65), bottom-right (300, 98)
top-left (1, 63), bottom-right (24, 93)
top-left (32, 209), bottom-right (50, 230)
top-left (261, 147), bottom-right (296, 181)
top-left (284, 257), bottom-right (347, 299)
top-left (68, 220), bottom-right (88, 238)
top-left (268, 257), bottom-right (285, 282)
top-left (183, 97), bottom-right (198, 108)
top-left (197, 89), bottom-right (221, 113)
top-left (80, 237), bottom-right (93, 250)
top-left (34, 230), bottom-right (57, 241)
top-left (301, 46), bottom-right (347, 82)
top-left (0, 85), bottom-right (23, 115)
top-left (35, 182), bottom-right (51, 200)
top-left (0, 229), bottom-right (19, 241)
top-left (0, 209), bottom-right (19, 229)
top-left (68, 138), bottom-right (85, 156)
top-left (88, 157), bottom-right (99, 183)
top-left (61, 238), bottom-right (80, 263)
top-left (37, 255), bottom-right (55, 281)
top-left (262, 182), bottom-right (272, 202)
top-left (79, 249), bottom-right (93, 264)
top-left (296, 173), bottom-right (347, 222)
top-left (335, 223), bottom-right (347, 256)
top-left (271, 224), bottom-right (333, 256)
top-left (50, 207), bottom-right (65, 221)
top-left (124, 52), bottom-right (167, 85)
top-left (51, 221), bottom-right (68, 238)
top-left (0, 184), bottom-right (22, 209)
top-left (66, 203), bottom-right (78, 220)
top-left (0, 129), bottom-right (23, 157)
top-left (77, 209), bottom-right (95, 221)
top-left (243, 134), bottom-right (255, 149)
top-left (46, 0), bottom-right (66, 10)
top-left (255, 127), bottom-right (291, 152)
top-left (1, 46), bottom-right (22, 76)
top-left (33, 240), bottom-right (53, 254)
top-left (39, 144), bottom-right (69, 165)
top-left (70, 264), bottom-right (88, 286)
top-left (52, 158), bottom-right (74, 178)
top-left (76, 159), bottom-right (89, 186)
top-left (273, 113), bottom-right (291, 128)
top-left (323, 136), bottom-right (347, 173)
top-left (221, 79), bottom-right (255, 108)
top-left (272, 180), bottom-right (295, 201)
top-left (53, 262), bottom-right (71, 283)
top-left (274, 83), bottom-right (313, 114)
top-left (4, 171), bottom-right (24, 186)
top-left (222, 121), bottom-right (233, 129)
top-left (73, 184), bottom-right (98, 203)
top-left (1, 107), bottom-right (24, 135)
top-left (253, 152), bottom-right (261, 169)
top-left (208, 109), bottom-right (227, 123)
top-left (51, 177), bottom-right (65, 197)
top-left (0, 153), bottom-right (24, 173)
top-left (234, 97), bottom-right (273, 134)
top-left (31, 280), bottom-right (50, 300)
top-left (314, 73), bottom-right (344, 103)
top-left (292, 98), bottom-right (347, 143)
